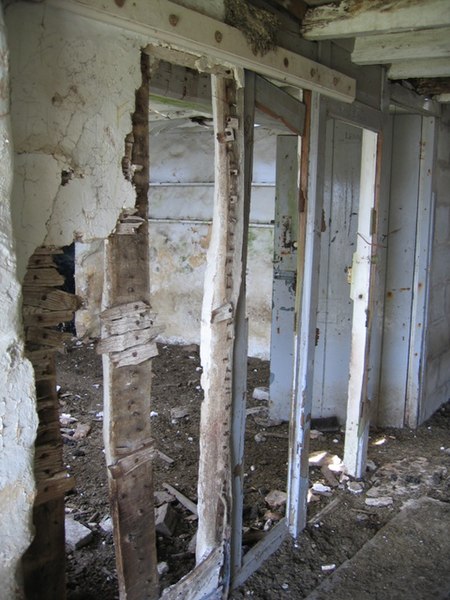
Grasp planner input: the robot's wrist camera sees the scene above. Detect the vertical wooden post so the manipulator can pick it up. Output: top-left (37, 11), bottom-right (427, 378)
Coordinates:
top-left (287, 92), bottom-right (326, 537)
top-left (100, 52), bottom-right (159, 600)
top-left (21, 248), bottom-right (78, 600)
top-left (230, 69), bottom-right (255, 580)
top-left (195, 71), bottom-right (246, 594)
top-left (343, 129), bottom-right (379, 478)
top-left (405, 117), bottom-right (436, 427)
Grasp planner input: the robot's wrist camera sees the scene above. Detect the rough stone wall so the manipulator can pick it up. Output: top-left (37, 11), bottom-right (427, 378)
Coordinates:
top-left (423, 106), bottom-right (450, 422)
top-left (6, 2), bottom-right (146, 280)
top-left (0, 6), bottom-right (38, 597)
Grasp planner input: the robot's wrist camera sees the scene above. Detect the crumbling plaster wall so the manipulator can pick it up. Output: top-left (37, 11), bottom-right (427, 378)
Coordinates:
top-left (423, 105), bottom-right (450, 422)
top-left (6, 2), bottom-right (146, 280)
top-left (0, 5), bottom-right (38, 596)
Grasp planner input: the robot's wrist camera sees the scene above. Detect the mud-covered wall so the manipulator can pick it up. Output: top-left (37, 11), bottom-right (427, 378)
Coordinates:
top-left (424, 106), bottom-right (450, 422)
top-left (6, 2), bottom-right (147, 280)
top-left (0, 6), bottom-right (38, 596)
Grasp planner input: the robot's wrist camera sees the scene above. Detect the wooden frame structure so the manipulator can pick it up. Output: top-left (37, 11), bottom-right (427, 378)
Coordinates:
top-left (22, 3), bottom-right (421, 597)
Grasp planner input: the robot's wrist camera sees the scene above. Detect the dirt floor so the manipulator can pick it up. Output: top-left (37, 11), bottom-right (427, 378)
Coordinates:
top-left (56, 339), bottom-right (450, 600)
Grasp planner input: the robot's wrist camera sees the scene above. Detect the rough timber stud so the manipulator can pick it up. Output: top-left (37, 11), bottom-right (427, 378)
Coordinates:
top-left (287, 92), bottom-right (326, 538)
top-left (196, 71), bottom-right (246, 596)
top-left (343, 129), bottom-right (379, 479)
top-left (101, 52), bottom-right (158, 600)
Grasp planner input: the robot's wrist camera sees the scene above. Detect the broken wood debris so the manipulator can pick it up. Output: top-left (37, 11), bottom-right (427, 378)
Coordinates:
top-left (308, 496), bottom-right (343, 526)
top-left (163, 482), bottom-right (198, 516)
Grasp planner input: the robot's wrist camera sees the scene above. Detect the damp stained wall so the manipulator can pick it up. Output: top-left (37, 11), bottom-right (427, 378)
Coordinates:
top-left (149, 124), bottom-right (276, 358)
top-left (0, 5), bottom-right (38, 596)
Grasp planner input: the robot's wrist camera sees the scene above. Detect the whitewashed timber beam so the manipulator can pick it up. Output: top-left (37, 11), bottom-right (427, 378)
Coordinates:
top-left (302, 0), bottom-right (450, 40)
top-left (352, 27), bottom-right (450, 65)
top-left (343, 129), bottom-right (378, 479)
top-left (389, 58), bottom-right (450, 80)
top-left (45, 0), bottom-right (355, 103)
top-left (149, 55), bottom-right (305, 133)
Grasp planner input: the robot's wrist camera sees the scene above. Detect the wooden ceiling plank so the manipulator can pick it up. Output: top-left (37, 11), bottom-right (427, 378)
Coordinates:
top-left (302, 0), bottom-right (450, 40)
top-left (388, 58), bottom-right (450, 80)
top-left (352, 27), bottom-right (450, 65)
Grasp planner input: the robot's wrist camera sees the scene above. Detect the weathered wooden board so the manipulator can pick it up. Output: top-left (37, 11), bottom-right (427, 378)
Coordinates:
top-left (343, 129), bottom-right (379, 478)
top-left (230, 69), bottom-right (255, 582)
top-left (287, 92), bottom-right (326, 537)
top-left (101, 51), bottom-right (158, 600)
top-left (23, 309), bottom-right (75, 327)
top-left (23, 267), bottom-right (65, 288)
top-left (28, 254), bottom-right (59, 268)
top-left (35, 472), bottom-right (75, 506)
top-left (108, 460), bottom-right (158, 599)
top-left (352, 27), bottom-right (450, 65)
top-left (21, 242), bottom-right (81, 599)
top-left (23, 287), bottom-right (80, 311)
top-left (26, 326), bottom-right (71, 350)
top-left (97, 326), bottom-right (163, 354)
top-left (302, 0), bottom-right (450, 40)
top-left (161, 546), bottom-right (224, 600)
top-left (22, 500), bottom-right (66, 600)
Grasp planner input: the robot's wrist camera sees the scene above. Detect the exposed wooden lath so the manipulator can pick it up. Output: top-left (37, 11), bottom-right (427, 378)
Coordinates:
top-left (21, 246), bottom-right (79, 600)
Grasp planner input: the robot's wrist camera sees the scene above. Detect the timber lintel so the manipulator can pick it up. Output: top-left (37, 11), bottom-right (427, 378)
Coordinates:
top-left (44, 0), bottom-right (356, 103)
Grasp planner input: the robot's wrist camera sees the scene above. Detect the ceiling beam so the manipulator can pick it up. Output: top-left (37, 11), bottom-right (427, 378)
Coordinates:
top-left (149, 55), bottom-right (305, 132)
top-left (302, 0), bottom-right (450, 40)
top-left (352, 27), bottom-right (450, 65)
top-left (389, 82), bottom-right (441, 116)
top-left (388, 58), bottom-right (450, 80)
top-left (44, 0), bottom-right (355, 103)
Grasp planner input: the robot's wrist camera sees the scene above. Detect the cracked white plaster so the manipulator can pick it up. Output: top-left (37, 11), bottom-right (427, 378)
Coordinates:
top-left (6, 2), bottom-right (147, 279)
top-left (0, 4), bottom-right (38, 596)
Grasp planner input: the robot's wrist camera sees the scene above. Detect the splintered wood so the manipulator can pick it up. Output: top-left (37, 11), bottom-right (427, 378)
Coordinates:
top-left (21, 245), bottom-right (79, 600)
top-left (101, 51), bottom-right (158, 600)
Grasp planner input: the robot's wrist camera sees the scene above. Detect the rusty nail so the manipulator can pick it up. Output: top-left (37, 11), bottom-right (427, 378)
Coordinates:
top-left (169, 14), bottom-right (179, 26)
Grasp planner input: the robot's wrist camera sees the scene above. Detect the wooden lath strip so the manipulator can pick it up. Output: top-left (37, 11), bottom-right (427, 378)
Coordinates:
top-left (21, 246), bottom-right (79, 600)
